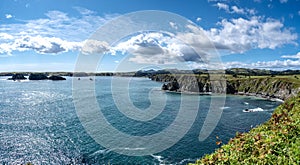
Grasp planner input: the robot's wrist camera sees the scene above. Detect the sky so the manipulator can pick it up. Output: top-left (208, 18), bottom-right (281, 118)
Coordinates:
top-left (0, 0), bottom-right (300, 72)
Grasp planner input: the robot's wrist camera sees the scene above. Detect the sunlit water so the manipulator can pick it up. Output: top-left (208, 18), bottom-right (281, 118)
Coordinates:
top-left (0, 76), bottom-right (281, 164)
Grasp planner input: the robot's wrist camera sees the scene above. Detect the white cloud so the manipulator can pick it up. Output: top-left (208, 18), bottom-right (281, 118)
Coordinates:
top-left (0, 35), bottom-right (82, 55)
top-left (231, 6), bottom-right (245, 14)
top-left (5, 14), bottom-right (12, 19)
top-left (111, 32), bottom-right (205, 65)
top-left (169, 22), bottom-right (178, 29)
top-left (281, 52), bottom-right (300, 59)
top-left (0, 8), bottom-right (116, 55)
top-left (279, 0), bottom-right (288, 3)
top-left (106, 17), bottom-right (297, 65)
top-left (213, 3), bottom-right (256, 15)
top-left (0, 33), bottom-right (14, 40)
top-left (113, 33), bottom-right (177, 64)
top-left (215, 3), bottom-right (230, 12)
top-left (81, 39), bottom-right (110, 55)
top-left (196, 17), bottom-right (202, 22)
top-left (73, 6), bottom-right (97, 15)
top-left (205, 17), bottom-right (298, 54)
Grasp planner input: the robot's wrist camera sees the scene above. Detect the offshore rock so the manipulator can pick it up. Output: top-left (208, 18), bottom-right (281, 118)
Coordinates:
top-left (7, 74), bottom-right (27, 81)
top-left (29, 73), bottom-right (48, 80)
top-left (48, 75), bottom-right (66, 80)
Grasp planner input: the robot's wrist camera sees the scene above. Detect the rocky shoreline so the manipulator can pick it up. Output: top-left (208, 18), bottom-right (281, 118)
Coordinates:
top-left (150, 74), bottom-right (300, 101)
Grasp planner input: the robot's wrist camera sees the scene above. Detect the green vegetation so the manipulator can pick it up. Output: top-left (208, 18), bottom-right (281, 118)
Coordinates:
top-left (191, 93), bottom-right (300, 165)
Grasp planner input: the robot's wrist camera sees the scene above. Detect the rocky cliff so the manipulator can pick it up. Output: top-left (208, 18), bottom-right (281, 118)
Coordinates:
top-left (150, 74), bottom-right (300, 100)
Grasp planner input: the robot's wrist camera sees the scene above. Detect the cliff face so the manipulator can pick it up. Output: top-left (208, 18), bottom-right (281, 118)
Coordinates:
top-left (227, 78), bottom-right (299, 100)
top-left (152, 74), bottom-right (226, 94)
top-left (150, 74), bottom-right (300, 100)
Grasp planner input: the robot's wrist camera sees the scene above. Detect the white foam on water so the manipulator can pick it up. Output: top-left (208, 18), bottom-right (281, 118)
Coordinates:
top-left (151, 154), bottom-right (164, 164)
top-left (243, 107), bottom-right (264, 113)
top-left (220, 106), bottom-right (230, 110)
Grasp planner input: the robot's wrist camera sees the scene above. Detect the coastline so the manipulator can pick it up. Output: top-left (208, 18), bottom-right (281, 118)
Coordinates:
top-left (192, 93), bottom-right (300, 164)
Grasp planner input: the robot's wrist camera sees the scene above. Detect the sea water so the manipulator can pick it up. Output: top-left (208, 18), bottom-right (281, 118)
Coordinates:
top-left (0, 76), bottom-right (281, 164)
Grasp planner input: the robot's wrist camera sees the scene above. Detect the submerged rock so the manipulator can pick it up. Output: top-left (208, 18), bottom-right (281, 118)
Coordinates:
top-left (7, 74), bottom-right (27, 81)
top-left (29, 73), bottom-right (48, 80)
top-left (48, 75), bottom-right (66, 80)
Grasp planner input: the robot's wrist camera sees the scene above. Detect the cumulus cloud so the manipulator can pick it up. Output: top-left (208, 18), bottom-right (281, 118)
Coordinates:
top-left (213, 3), bottom-right (256, 15)
top-left (0, 33), bottom-right (14, 40)
top-left (281, 52), bottom-right (300, 59)
top-left (0, 35), bottom-right (82, 55)
top-left (100, 16), bottom-right (297, 65)
top-left (231, 6), bottom-right (245, 14)
top-left (81, 40), bottom-right (110, 55)
top-left (111, 32), bottom-right (204, 64)
top-left (5, 14), bottom-right (12, 19)
top-left (0, 8), bottom-right (116, 55)
top-left (196, 17), bottom-right (202, 22)
top-left (205, 17), bottom-right (298, 54)
top-left (215, 3), bottom-right (230, 12)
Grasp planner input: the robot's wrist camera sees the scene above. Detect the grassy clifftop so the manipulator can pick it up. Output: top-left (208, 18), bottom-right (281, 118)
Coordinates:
top-left (191, 93), bottom-right (300, 164)
top-left (227, 76), bottom-right (300, 100)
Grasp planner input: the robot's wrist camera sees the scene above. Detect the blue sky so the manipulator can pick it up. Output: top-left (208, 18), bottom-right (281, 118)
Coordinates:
top-left (0, 0), bottom-right (299, 72)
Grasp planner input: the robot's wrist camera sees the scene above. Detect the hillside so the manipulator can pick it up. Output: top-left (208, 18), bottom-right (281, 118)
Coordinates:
top-left (191, 93), bottom-right (300, 164)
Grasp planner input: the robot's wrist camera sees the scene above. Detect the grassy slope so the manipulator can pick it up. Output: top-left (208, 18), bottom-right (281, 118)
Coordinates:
top-left (191, 94), bottom-right (300, 165)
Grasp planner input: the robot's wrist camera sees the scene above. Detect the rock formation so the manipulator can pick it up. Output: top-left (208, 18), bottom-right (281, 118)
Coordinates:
top-left (48, 75), bottom-right (66, 80)
top-left (7, 74), bottom-right (27, 81)
top-left (29, 73), bottom-right (48, 80)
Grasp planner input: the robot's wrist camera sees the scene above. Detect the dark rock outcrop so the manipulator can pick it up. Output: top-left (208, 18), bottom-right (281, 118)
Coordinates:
top-left (48, 75), bottom-right (66, 80)
top-left (7, 74), bottom-right (27, 81)
top-left (29, 73), bottom-right (48, 80)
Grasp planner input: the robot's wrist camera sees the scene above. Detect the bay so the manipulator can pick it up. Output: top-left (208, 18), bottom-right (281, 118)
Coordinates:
top-left (0, 76), bottom-right (281, 164)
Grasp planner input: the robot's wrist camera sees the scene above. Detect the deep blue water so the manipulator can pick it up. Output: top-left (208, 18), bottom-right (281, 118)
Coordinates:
top-left (0, 76), bottom-right (281, 164)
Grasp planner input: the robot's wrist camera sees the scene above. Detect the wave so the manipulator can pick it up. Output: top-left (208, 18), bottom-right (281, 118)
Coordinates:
top-left (179, 158), bottom-right (196, 164)
top-left (220, 106), bottom-right (230, 110)
top-left (243, 107), bottom-right (264, 113)
top-left (151, 154), bottom-right (164, 164)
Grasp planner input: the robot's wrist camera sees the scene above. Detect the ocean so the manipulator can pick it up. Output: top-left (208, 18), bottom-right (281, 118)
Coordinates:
top-left (0, 76), bottom-right (281, 164)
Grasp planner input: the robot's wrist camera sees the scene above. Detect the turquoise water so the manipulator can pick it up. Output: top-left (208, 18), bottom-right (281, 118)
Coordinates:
top-left (0, 77), bottom-right (281, 164)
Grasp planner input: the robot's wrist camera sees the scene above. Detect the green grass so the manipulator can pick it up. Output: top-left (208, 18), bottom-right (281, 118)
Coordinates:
top-left (190, 93), bottom-right (300, 165)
